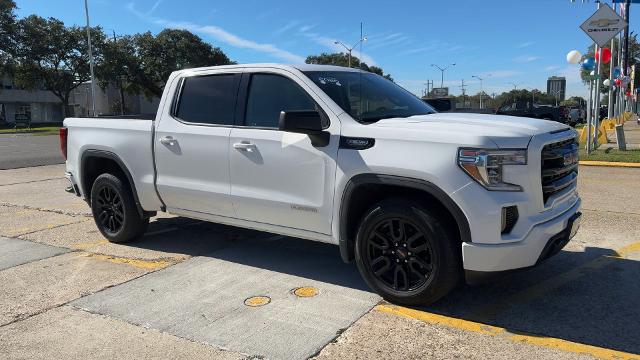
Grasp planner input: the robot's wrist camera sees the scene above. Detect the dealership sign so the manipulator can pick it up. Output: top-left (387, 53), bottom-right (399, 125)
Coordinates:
top-left (580, 4), bottom-right (627, 47)
top-left (431, 87), bottom-right (449, 97)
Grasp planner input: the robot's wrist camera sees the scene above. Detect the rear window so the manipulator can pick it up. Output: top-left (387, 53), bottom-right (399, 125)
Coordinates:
top-left (175, 74), bottom-right (238, 125)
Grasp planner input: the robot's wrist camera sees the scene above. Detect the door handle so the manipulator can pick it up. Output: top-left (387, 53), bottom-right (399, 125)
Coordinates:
top-left (233, 141), bottom-right (256, 151)
top-left (159, 136), bottom-right (176, 146)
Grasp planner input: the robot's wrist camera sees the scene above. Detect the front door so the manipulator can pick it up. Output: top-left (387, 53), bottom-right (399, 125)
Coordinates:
top-left (155, 71), bottom-right (240, 217)
top-left (229, 71), bottom-right (339, 235)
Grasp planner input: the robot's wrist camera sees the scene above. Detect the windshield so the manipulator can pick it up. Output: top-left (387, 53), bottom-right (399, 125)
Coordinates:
top-left (302, 71), bottom-right (436, 123)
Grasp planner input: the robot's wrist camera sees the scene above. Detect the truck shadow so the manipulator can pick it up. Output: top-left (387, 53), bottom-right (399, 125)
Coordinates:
top-left (131, 218), bottom-right (640, 354)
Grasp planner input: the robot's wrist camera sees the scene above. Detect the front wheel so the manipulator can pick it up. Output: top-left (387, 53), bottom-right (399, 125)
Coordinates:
top-left (90, 173), bottom-right (148, 243)
top-left (354, 198), bottom-right (460, 305)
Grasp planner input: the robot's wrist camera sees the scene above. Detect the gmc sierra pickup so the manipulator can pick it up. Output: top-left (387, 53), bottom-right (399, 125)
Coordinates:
top-left (62, 64), bottom-right (582, 305)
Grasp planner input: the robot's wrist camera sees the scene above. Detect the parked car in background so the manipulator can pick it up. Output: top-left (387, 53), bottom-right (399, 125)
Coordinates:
top-left (495, 100), bottom-right (570, 125)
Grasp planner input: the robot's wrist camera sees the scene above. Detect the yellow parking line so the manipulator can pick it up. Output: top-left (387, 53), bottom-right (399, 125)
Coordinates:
top-left (470, 240), bottom-right (640, 323)
top-left (71, 240), bottom-right (109, 250)
top-left (78, 252), bottom-right (173, 270)
top-left (579, 160), bottom-right (640, 168)
top-left (377, 305), bottom-right (640, 360)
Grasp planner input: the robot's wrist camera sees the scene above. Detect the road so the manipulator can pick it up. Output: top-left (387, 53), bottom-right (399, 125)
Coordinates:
top-left (0, 134), bottom-right (64, 170)
top-left (0, 164), bottom-right (639, 359)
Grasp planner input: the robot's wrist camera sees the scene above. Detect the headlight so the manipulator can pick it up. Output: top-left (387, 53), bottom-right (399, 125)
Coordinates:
top-left (458, 148), bottom-right (527, 191)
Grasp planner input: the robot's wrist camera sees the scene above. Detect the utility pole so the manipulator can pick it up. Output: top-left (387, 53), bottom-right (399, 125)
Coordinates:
top-left (84, 0), bottom-right (97, 117)
top-left (424, 80), bottom-right (433, 98)
top-left (460, 79), bottom-right (467, 109)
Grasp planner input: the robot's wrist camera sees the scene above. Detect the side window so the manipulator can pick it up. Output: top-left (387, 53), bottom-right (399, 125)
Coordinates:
top-left (175, 74), bottom-right (237, 125)
top-left (245, 73), bottom-right (316, 128)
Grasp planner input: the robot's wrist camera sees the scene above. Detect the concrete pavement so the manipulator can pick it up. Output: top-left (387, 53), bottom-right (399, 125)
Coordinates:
top-left (0, 164), bottom-right (639, 359)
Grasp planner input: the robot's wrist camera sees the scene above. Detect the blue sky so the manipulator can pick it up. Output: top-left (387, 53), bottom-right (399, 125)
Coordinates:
top-left (14, 0), bottom-right (640, 98)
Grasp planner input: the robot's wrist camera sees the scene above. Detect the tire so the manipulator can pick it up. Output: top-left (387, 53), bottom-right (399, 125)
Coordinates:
top-left (354, 198), bottom-right (460, 305)
top-left (90, 173), bottom-right (149, 243)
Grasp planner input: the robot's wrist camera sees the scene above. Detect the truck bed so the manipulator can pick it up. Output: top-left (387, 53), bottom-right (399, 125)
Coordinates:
top-left (63, 117), bottom-right (163, 211)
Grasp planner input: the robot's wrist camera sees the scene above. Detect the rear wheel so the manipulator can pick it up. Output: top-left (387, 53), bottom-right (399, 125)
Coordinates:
top-left (90, 173), bottom-right (148, 243)
top-left (354, 198), bottom-right (460, 305)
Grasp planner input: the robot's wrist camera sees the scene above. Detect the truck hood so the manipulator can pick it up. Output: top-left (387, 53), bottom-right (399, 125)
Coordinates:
top-left (370, 112), bottom-right (570, 148)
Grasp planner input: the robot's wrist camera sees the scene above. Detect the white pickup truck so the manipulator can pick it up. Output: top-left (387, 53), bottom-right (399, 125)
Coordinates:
top-left (61, 64), bottom-right (581, 305)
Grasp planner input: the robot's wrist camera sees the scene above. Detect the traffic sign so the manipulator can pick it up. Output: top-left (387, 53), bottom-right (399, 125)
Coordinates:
top-left (580, 4), bottom-right (628, 47)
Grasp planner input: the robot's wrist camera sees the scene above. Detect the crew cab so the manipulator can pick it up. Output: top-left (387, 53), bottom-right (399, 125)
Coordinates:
top-left (61, 64), bottom-right (582, 305)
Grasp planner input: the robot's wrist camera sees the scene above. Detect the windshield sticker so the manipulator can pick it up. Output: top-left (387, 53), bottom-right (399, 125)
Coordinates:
top-left (318, 77), bottom-right (341, 86)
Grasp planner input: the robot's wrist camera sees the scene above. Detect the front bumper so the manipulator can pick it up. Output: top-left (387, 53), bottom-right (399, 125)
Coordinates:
top-left (461, 197), bottom-right (581, 274)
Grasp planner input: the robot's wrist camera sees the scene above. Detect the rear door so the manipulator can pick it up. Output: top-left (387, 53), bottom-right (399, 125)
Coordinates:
top-left (228, 69), bottom-right (340, 235)
top-left (155, 71), bottom-right (240, 217)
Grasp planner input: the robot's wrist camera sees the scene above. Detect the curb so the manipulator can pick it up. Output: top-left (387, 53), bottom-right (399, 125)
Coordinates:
top-left (579, 160), bottom-right (640, 168)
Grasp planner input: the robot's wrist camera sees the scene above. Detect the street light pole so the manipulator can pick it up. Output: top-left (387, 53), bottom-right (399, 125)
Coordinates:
top-left (431, 63), bottom-right (456, 88)
top-left (334, 33), bottom-right (368, 68)
top-left (84, 0), bottom-right (96, 117)
top-left (472, 75), bottom-right (490, 109)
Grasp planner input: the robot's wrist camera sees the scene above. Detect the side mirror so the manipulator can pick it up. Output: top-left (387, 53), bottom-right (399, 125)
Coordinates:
top-left (278, 110), bottom-right (329, 147)
top-left (278, 110), bottom-right (325, 134)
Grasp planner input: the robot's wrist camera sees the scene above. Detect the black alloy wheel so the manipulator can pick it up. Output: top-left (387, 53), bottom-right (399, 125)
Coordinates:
top-left (366, 218), bottom-right (435, 292)
top-left (95, 184), bottom-right (125, 235)
top-left (90, 173), bottom-right (149, 243)
top-left (354, 198), bottom-right (460, 305)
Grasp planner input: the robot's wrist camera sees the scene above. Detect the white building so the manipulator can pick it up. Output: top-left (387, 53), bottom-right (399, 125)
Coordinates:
top-left (0, 74), bottom-right (159, 125)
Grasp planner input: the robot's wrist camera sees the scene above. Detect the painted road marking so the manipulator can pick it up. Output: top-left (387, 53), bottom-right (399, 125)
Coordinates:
top-left (471, 241), bottom-right (640, 323)
top-left (71, 240), bottom-right (109, 250)
top-left (377, 304), bottom-right (640, 360)
top-left (77, 252), bottom-right (174, 270)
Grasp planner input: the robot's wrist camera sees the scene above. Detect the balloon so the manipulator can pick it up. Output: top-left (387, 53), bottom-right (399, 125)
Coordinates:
top-left (603, 79), bottom-right (611, 86)
top-left (626, 91), bottom-right (631, 97)
top-left (615, 78), bottom-right (622, 86)
top-left (595, 48), bottom-right (612, 64)
top-left (613, 67), bottom-right (621, 78)
top-left (566, 50), bottom-right (582, 64)
top-left (582, 57), bottom-right (595, 71)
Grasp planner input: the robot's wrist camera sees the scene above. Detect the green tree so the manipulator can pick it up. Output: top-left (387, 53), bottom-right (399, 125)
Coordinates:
top-left (12, 15), bottom-right (106, 116)
top-left (0, 0), bottom-right (17, 73)
top-left (560, 96), bottom-right (586, 107)
top-left (305, 52), bottom-right (393, 81)
top-left (124, 29), bottom-right (234, 98)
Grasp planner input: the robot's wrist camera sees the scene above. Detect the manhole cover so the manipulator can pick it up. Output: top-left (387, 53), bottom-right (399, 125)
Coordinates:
top-left (244, 296), bottom-right (271, 307)
top-left (292, 286), bottom-right (319, 298)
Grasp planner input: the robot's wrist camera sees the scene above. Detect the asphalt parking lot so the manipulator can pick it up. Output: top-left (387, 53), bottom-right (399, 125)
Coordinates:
top-left (0, 164), bottom-right (639, 359)
top-left (0, 134), bottom-right (64, 170)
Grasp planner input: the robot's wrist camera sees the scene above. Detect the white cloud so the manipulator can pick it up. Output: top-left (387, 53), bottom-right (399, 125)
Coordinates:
top-left (545, 65), bottom-right (561, 71)
top-left (398, 45), bottom-right (436, 56)
top-left (126, 3), bottom-right (305, 63)
top-left (513, 55), bottom-right (541, 63)
top-left (517, 41), bottom-right (534, 48)
top-left (273, 20), bottom-right (300, 36)
top-left (300, 24), bottom-right (317, 32)
top-left (146, 0), bottom-right (163, 15)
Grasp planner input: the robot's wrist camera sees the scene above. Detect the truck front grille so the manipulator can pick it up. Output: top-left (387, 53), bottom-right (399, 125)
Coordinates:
top-left (541, 137), bottom-right (579, 204)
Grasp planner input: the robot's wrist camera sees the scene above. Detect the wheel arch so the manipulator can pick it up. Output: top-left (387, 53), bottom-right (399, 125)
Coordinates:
top-left (80, 149), bottom-right (147, 218)
top-left (338, 174), bottom-right (471, 263)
